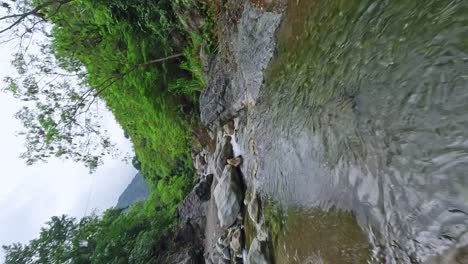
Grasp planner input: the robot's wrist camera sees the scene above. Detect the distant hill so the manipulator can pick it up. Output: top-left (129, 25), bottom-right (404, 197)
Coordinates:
top-left (116, 172), bottom-right (150, 209)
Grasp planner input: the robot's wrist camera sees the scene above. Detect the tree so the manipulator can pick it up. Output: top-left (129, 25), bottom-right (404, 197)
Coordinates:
top-left (2, 215), bottom-right (100, 264)
top-left (1, 0), bottom-right (186, 171)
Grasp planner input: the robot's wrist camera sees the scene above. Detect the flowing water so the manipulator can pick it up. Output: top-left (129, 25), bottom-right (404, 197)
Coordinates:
top-left (244, 0), bottom-right (468, 263)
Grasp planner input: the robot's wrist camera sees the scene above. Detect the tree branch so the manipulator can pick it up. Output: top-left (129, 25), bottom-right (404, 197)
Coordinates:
top-left (0, 0), bottom-right (73, 34)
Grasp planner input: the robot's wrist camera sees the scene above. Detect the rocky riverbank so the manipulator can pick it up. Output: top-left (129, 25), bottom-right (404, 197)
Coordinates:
top-left (166, 1), bottom-right (287, 263)
top-left (171, 0), bottom-right (468, 263)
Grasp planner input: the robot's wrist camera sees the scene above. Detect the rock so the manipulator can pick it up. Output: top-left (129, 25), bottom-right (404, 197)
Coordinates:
top-left (164, 246), bottom-right (204, 264)
top-left (218, 258), bottom-right (230, 264)
top-left (227, 156), bottom-right (243, 167)
top-left (224, 120), bottom-right (235, 135)
top-left (194, 174), bottom-right (214, 201)
top-left (233, 257), bottom-right (244, 264)
top-left (247, 238), bottom-right (271, 264)
top-left (216, 242), bottom-right (225, 255)
top-left (177, 174), bottom-right (213, 240)
top-left (218, 230), bottom-right (230, 247)
top-left (247, 191), bottom-right (261, 223)
top-left (175, 221), bottom-right (196, 245)
top-left (214, 165), bottom-right (243, 228)
top-left (214, 136), bottom-right (234, 177)
top-left (221, 247), bottom-right (231, 260)
top-left (193, 153), bottom-right (207, 174)
top-left (229, 226), bottom-right (243, 256)
top-left (200, 3), bottom-right (283, 127)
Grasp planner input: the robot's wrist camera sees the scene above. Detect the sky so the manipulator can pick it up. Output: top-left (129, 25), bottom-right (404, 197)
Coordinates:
top-left (0, 21), bottom-right (138, 263)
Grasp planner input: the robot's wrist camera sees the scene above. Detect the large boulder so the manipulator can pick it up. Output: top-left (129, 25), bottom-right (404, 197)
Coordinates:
top-left (200, 3), bottom-right (283, 128)
top-left (214, 165), bottom-right (243, 228)
top-left (247, 238), bottom-right (271, 264)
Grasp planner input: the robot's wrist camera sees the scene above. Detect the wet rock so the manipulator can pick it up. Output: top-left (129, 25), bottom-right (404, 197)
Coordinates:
top-left (214, 165), bottom-right (243, 228)
top-left (200, 3), bottom-right (283, 127)
top-left (216, 242), bottom-right (225, 256)
top-left (229, 226), bottom-right (243, 256)
top-left (195, 174), bottom-right (214, 201)
top-left (247, 191), bottom-right (261, 223)
top-left (224, 120), bottom-right (235, 135)
top-left (219, 258), bottom-right (230, 264)
top-left (221, 247), bottom-right (231, 260)
top-left (247, 238), bottom-right (271, 264)
top-left (227, 156), bottom-right (243, 167)
top-left (214, 136), bottom-right (234, 177)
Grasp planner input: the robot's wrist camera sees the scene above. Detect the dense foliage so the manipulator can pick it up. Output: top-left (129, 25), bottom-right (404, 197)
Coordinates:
top-left (1, 0), bottom-right (216, 262)
top-left (3, 198), bottom-right (173, 264)
top-left (45, 0), bottom-right (214, 181)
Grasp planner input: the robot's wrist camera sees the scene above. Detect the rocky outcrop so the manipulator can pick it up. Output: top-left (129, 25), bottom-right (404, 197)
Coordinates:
top-left (192, 0), bottom-right (286, 263)
top-left (178, 174), bottom-right (214, 234)
top-left (200, 1), bottom-right (283, 127)
top-left (214, 165), bottom-right (243, 228)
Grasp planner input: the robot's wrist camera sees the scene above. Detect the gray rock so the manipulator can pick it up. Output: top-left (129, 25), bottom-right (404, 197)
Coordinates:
top-left (218, 258), bottom-right (231, 264)
top-left (214, 136), bottom-right (234, 177)
top-left (193, 153), bottom-right (207, 174)
top-left (224, 120), bottom-right (235, 135)
top-left (165, 247), bottom-right (204, 264)
top-left (247, 238), bottom-right (271, 264)
top-left (222, 247), bottom-right (231, 260)
top-left (176, 174), bottom-right (213, 240)
top-left (229, 226), bottom-right (243, 256)
top-left (194, 174), bottom-right (214, 201)
top-left (227, 156), bottom-right (243, 167)
top-left (216, 242), bottom-right (225, 255)
top-left (214, 165), bottom-right (243, 228)
top-left (236, 2), bottom-right (283, 107)
top-left (200, 3), bottom-right (282, 127)
top-left (247, 191), bottom-right (261, 224)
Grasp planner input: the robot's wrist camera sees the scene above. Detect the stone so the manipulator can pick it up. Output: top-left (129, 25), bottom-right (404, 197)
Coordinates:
top-left (214, 136), bottom-right (234, 178)
top-left (229, 226), bottom-right (243, 255)
top-left (247, 238), bottom-right (271, 264)
top-left (200, 3), bottom-right (282, 127)
top-left (165, 247), bottom-right (204, 264)
top-left (194, 174), bottom-right (214, 201)
top-left (247, 191), bottom-right (261, 223)
top-left (227, 156), bottom-right (243, 167)
top-left (224, 120), bottom-right (235, 135)
top-left (221, 247), bottom-right (231, 260)
top-left (193, 153), bottom-right (207, 173)
top-left (218, 258), bottom-right (230, 264)
top-left (214, 165), bottom-right (243, 228)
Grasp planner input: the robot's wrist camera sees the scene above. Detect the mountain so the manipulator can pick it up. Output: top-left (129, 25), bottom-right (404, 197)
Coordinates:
top-left (116, 172), bottom-right (150, 209)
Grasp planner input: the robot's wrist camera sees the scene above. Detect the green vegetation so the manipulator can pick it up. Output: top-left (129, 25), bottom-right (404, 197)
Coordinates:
top-left (45, 0), bottom-right (215, 182)
top-left (1, 0), bottom-right (216, 262)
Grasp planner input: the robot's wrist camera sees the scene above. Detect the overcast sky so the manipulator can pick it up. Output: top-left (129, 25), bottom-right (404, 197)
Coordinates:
top-left (0, 25), bottom-right (137, 262)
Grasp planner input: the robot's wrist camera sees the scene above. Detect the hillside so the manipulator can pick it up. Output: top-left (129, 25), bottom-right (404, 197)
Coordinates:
top-left (116, 172), bottom-right (150, 210)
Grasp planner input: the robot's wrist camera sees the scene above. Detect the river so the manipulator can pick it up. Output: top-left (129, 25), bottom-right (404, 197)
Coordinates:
top-left (239, 0), bottom-right (468, 263)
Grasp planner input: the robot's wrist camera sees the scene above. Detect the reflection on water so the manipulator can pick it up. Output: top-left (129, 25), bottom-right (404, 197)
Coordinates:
top-left (247, 0), bottom-right (468, 262)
